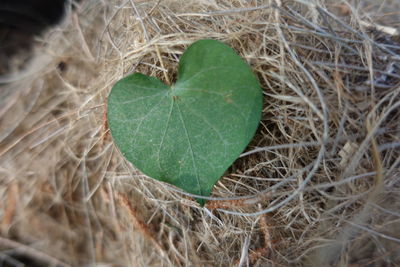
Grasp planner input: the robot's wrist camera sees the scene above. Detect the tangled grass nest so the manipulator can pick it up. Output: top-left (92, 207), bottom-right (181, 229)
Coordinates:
top-left (1, 0), bottom-right (400, 266)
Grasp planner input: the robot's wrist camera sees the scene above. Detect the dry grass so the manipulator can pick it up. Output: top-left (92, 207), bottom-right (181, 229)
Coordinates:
top-left (1, 0), bottom-right (400, 266)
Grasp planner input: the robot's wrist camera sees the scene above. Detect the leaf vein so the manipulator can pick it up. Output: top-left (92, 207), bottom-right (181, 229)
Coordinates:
top-left (176, 103), bottom-right (202, 196)
top-left (131, 97), bottom-right (166, 149)
top-left (180, 101), bottom-right (227, 160)
top-left (117, 92), bottom-right (165, 105)
top-left (157, 99), bottom-right (174, 172)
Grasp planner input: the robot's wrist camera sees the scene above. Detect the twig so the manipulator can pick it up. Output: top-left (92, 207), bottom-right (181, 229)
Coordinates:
top-left (205, 194), bottom-right (268, 211)
top-left (240, 141), bottom-right (322, 157)
top-left (0, 237), bottom-right (70, 267)
top-left (359, 20), bottom-right (399, 36)
top-left (1, 183), bottom-right (19, 233)
top-left (72, 13), bottom-right (95, 62)
top-left (155, 45), bottom-right (170, 85)
top-left (116, 193), bottom-right (167, 259)
top-left (129, 0), bottom-right (150, 42)
top-left (177, 4), bottom-right (272, 17)
top-left (235, 205), bottom-right (277, 266)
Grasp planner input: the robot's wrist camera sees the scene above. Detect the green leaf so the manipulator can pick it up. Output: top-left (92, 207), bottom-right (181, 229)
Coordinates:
top-left (107, 39), bottom-right (262, 205)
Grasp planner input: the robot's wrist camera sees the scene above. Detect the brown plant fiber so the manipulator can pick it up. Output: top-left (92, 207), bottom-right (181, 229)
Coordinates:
top-left (0, 0), bottom-right (400, 266)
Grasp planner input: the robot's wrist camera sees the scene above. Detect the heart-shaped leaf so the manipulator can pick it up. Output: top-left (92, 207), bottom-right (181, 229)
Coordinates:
top-left (108, 39), bottom-right (262, 205)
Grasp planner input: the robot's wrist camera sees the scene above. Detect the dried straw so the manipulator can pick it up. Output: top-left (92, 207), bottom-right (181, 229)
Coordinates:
top-left (1, 0), bottom-right (399, 266)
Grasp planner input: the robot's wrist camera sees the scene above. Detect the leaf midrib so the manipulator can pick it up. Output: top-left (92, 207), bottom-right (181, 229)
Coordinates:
top-left (175, 102), bottom-right (202, 196)
top-left (157, 99), bottom-right (174, 172)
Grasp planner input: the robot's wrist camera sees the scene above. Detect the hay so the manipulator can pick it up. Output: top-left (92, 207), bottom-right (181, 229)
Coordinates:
top-left (1, 0), bottom-right (399, 266)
